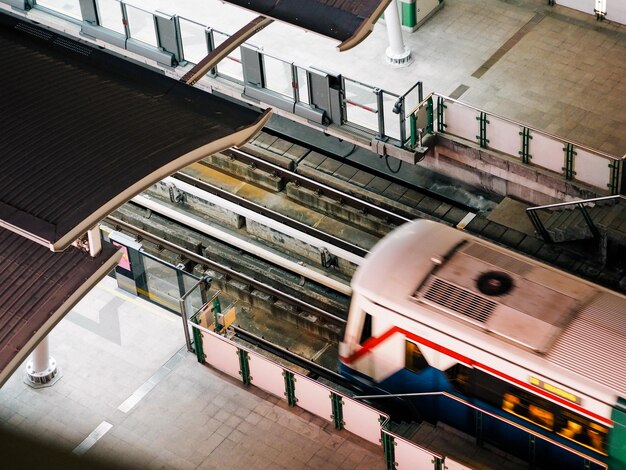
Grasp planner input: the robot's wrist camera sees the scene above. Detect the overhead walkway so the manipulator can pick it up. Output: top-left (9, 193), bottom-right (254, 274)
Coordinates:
top-left (0, 11), bottom-right (269, 387)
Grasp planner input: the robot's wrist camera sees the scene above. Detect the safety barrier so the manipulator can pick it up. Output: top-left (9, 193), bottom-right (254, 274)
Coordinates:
top-left (101, 227), bottom-right (205, 315)
top-left (409, 93), bottom-right (625, 195)
top-left (187, 316), bottom-right (445, 470)
top-left (1, 0), bottom-right (416, 143)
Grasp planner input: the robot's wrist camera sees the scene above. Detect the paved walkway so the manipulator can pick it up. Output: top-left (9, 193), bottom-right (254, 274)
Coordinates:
top-left (131, 0), bottom-right (626, 156)
top-left (0, 276), bottom-right (384, 469)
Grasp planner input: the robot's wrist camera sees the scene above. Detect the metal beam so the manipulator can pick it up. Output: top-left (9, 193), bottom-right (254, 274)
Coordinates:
top-left (181, 15), bottom-right (273, 85)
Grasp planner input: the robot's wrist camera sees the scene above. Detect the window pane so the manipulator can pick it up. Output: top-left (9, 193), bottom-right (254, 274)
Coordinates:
top-left (181, 273), bottom-right (204, 315)
top-left (97, 0), bottom-right (125, 35)
top-left (263, 55), bottom-right (293, 99)
top-left (126, 4), bottom-right (157, 46)
top-left (36, 0), bottom-right (82, 20)
top-left (296, 67), bottom-right (309, 104)
top-left (212, 30), bottom-right (243, 82)
top-left (179, 17), bottom-right (207, 64)
top-left (142, 255), bottom-right (181, 313)
top-left (359, 313), bottom-right (372, 344)
top-left (405, 341), bottom-right (428, 372)
top-left (382, 91), bottom-right (401, 141)
top-left (343, 78), bottom-right (377, 132)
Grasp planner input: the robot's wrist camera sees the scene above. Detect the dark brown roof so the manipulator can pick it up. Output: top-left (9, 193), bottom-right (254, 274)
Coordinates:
top-left (0, 13), bottom-right (270, 251)
top-left (0, 229), bottom-right (122, 387)
top-left (223, 0), bottom-right (391, 50)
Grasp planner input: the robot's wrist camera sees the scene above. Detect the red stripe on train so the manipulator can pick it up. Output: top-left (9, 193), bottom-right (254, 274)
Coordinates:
top-left (340, 326), bottom-right (613, 426)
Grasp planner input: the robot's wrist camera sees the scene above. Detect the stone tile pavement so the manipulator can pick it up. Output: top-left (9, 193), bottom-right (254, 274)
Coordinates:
top-left (0, 276), bottom-right (384, 469)
top-left (133, 0), bottom-right (626, 155)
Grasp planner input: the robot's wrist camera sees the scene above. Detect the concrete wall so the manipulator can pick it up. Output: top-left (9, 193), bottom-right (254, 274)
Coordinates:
top-left (426, 135), bottom-right (607, 206)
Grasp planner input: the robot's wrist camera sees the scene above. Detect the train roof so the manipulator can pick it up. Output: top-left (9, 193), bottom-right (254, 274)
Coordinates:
top-left (353, 220), bottom-right (626, 397)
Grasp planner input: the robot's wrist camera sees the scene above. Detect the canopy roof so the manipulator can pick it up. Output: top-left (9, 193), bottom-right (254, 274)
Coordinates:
top-left (223, 0), bottom-right (391, 50)
top-left (0, 12), bottom-right (270, 387)
top-left (0, 13), bottom-right (270, 251)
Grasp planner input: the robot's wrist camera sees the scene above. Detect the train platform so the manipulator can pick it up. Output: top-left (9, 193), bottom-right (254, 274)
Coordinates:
top-left (133, 0), bottom-right (626, 156)
top-left (0, 276), bottom-right (384, 469)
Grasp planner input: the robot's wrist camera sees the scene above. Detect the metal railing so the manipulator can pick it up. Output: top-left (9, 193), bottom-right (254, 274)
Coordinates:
top-left (407, 93), bottom-right (625, 195)
top-left (353, 390), bottom-right (608, 469)
top-left (526, 195), bottom-right (625, 243)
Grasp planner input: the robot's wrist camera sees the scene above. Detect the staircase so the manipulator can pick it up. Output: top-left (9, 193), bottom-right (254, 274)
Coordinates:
top-left (388, 420), bottom-right (528, 470)
top-left (526, 196), bottom-right (626, 264)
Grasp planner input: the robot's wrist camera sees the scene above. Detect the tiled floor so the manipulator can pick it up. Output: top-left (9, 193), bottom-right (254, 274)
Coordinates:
top-left (0, 277), bottom-right (384, 469)
top-left (130, 0), bottom-right (626, 155)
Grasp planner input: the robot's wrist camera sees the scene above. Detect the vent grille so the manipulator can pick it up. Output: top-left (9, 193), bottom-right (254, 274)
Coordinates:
top-left (421, 277), bottom-right (497, 323)
top-left (52, 37), bottom-right (92, 56)
top-left (15, 23), bottom-right (53, 41)
top-left (463, 243), bottom-right (533, 276)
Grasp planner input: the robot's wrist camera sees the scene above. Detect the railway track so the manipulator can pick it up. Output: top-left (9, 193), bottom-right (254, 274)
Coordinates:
top-left (103, 140), bottom-right (487, 371)
top-left (106, 130), bottom-right (623, 387)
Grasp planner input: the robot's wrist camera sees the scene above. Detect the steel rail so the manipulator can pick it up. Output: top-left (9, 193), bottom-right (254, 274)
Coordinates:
top-left (104, 216), bottom-right (348, 327)
top-left (131, 194), bottom-right (354, 295)
top-left (171, 172), bottom-right (369, 259)
top-left (224, 147), bottom-right (415, 225)
top-left (256, 130), bottom-right (484, 214)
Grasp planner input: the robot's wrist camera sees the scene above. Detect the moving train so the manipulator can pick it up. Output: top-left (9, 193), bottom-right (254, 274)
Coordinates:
top-left (339, 220), bottom-right (626, 469)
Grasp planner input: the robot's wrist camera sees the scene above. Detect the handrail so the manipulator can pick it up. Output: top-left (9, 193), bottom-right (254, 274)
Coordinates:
top-left (353, 390), bottom-right (608, 468)
top-left (526, 195), bottom-right (625, 243)
top-left (527, 194), bottom-right (626, 212)
top-left (188, 319), bottom-right (445, 465)
top-left (428, 93), bottom-right (623, 162)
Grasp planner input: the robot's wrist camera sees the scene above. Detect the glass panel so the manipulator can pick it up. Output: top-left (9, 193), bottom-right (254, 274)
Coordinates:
top-left (404, 85), bottom-right (421, 117)
top-left (182, 272), bottom-right (204, 315)
top-left (343, 78), bottom-right (378, 132)
top-left (179, 17), bottom-right (207, 64)
top-left (142, 255), bottom-right (181, 313)
top-left (126, 4), bottom-right (157, 46)
top-left (36, 0), bottom-right (82, 20)
top-left (212, 30), bottom-right (243, 82)
top-left (296, 66), bottom-right (310, 104)
top-left (382, 91), bottom-right (401, 141)
top-left (403, 85), bottom-right (422, 143)
top-left (263, 55), bottom-right (293, 99)
top-left (97, 0), bottom-right (125, 35)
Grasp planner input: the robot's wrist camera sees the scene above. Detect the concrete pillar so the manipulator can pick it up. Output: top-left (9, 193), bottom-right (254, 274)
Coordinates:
top-left (24, 337), bottom-right (61, 388)
top-left (384, 0), bottom-right (413, 67)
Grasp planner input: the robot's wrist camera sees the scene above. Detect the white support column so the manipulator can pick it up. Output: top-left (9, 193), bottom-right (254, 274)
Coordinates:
top-left (24, 337), bottom-right (61, 388)
top-left (384, 0), bottom-right (413, 67)
top-left (87, 226), bottom-right (102, 257)
top-left (594, 0), bottom-right (607, 19)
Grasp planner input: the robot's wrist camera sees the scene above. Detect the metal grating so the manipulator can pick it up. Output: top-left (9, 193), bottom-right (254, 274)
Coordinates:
top-left (462, 243), bottom-right (533, 276)
top-left (421, 277), bottom-right (497, 323)
top-left (15, 22), bottom-right (53, 41)
top-left (52, 37), bottom-right (92, 56)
